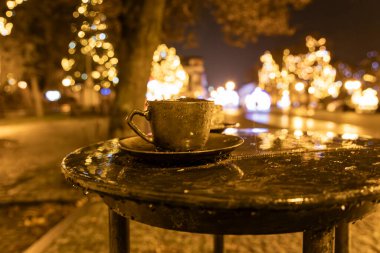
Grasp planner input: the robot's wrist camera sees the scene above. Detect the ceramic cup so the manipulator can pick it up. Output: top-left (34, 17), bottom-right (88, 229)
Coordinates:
top-left (126, 98), bottom-right (214, 152)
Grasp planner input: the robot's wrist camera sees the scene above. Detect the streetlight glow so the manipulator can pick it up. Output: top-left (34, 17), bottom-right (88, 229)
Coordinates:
top-left (225, 81), bottom-right (236, 91)
top-left (344, 80), bottom-right (361, 92)
top-left (17, 81), bottom-right (27, 89)
top-left (295, 82), bottom-right (305, 92)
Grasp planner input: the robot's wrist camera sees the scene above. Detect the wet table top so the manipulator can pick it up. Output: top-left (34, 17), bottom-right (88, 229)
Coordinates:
top-left (62, 128), bottom-right (380, 211)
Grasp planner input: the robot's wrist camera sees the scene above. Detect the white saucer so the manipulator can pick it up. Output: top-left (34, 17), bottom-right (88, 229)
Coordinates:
top-left (118, 133), bottom-right (244, 165)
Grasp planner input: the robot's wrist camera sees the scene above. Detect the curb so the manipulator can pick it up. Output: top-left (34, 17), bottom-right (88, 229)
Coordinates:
top-left (22, 201), bottom-right (96, 253)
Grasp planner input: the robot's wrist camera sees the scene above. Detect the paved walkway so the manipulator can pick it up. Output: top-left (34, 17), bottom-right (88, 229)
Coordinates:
top-left (0, 116), bottom-right (109, 253)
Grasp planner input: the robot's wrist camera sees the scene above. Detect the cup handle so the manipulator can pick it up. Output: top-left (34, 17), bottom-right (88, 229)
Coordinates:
top-left (126, 109), bottom-right (154, 144)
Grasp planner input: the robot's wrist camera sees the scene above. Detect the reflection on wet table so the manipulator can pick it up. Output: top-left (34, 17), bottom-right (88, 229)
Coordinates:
top-left (62, 128), bottom-right (380, 210)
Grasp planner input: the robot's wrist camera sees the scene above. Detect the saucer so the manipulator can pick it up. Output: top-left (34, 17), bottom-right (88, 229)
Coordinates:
top-left (118, 133), bottom-right (244, 165)
top-left (210, 122), bottom-right (240, 133)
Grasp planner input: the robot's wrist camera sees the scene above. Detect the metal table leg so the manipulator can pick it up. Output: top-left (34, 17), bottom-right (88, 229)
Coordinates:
top-left (303, 227), bottom-right (334, 253)
top-left (109, 208), bottom-right (130, 253)
top-left (335, 222), bottom-right (350, 253)
top-left (213, 234), bottom-right (224, 253)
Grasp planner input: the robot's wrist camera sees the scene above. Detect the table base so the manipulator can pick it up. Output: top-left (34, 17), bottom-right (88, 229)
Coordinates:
top-left (335, 222), bottom-right (350, 253)
top-left (109, 209), bottom-right (129, 253)
top-left (108, 208), bottom-right (352, 253)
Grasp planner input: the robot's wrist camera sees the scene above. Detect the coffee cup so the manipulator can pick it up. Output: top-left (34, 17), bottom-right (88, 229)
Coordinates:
top-left (126, 98), bottom-right (214, 151)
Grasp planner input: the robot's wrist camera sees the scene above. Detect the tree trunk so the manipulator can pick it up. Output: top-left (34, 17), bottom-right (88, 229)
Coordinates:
top-left (0, 92), bottom-right (5, 118)
top-left (82, 54), bottom-right (98, 112)
top-left (108, 0), bottom-right (166, 138)
top-left (30, 74), bottom-right (44, 117)
top-left (0, 55), bottom-right (4, 118)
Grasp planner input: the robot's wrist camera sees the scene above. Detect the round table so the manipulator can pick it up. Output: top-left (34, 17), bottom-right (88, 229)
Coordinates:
top-left (62, 128), bottom-right (380, 253)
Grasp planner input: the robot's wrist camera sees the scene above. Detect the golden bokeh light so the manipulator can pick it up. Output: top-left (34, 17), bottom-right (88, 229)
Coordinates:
top-left (61, 0), bottom-right (118, 92)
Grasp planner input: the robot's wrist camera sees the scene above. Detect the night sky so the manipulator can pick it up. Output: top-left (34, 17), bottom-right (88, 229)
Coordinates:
top-left (174, 0), bottom-right (380, 87)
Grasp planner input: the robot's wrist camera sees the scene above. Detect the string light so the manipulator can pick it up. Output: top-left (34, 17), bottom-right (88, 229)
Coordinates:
top-left (258, 36), bottom-right (380, 112)
top-left (351, 88), bottom-right (379, 113)
top-left (259, 36), bottom-right (338, 108)
top-left (146, 44), bottom-right (189, 101)
top-left (209, 81), bottom-right (239, 109)
top-left (0, 0), bottom-right (26, 36)
top-left (61, 0), bottom-right (118, 94)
